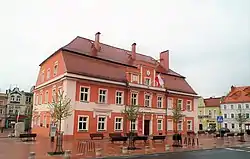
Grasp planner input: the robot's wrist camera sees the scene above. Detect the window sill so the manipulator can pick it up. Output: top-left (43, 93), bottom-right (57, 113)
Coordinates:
top-left (114, 130), bottom-right (123, 132)
top-left (80, 101), bottom-right (89, 103)
top-left (97, 130), bottom-right (107, 132)
top-left (78, 130), bottom-right (88, 133)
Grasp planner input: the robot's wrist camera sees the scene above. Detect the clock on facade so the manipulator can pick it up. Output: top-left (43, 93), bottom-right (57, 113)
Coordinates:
top-left (146, 70), bottom-right (150, 76)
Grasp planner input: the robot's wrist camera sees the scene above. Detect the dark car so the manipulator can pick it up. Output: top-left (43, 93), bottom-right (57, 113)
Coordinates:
top-left (206, 127), bottom-right (216, 134)
top-left (218, 127), bottom-right (230, 133)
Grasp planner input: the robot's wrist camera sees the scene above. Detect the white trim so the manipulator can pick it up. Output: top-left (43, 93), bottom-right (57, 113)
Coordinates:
top-left (144, 93), bottom-right (152, 107)
top-left (167, 97), bottom-right (173, 109)
top-left (77, 115), bottom-right (89, 131)
top-left (131, 74), bottom-right (139, 83)
top-left (130, 119), bottom-right (138, 131)
top-left (53, 61), bottom-right (58, 76)
top-left (177, 99), bottom-right (183, 110)
top-left (167, 90), bottom-right (199, 97)
top-left (186, 100), bottom-right (192, 111)
top-left (114, 117), bottom-right (123, 131)
top-left (167, 119), bottom-right (173, 131)
top-left (98, 88), bottom-right (108, 104)
top-left (129, 83), bottom-right (166, 92)
top-left (144, 77), bottom-right (151, 86)
top-left (131, 91), bottom-right (139, 105)
top-left (47, 68), bottom-right (51, 80)
top-left (45, 90), bottom-right (49, 104)
top-left (153, 69), bottom-right (156, 87)
top-left (140, 66), bottom-right (143, 84)
top-left (157, 95), bottom-right (163, 108)
top-left (187, 120), bottom-right (192, 130)
top-left (115, 90), bottom-right (124, 105)
top-left (79, 86), bottom-right (90, 102)
top-left (157, 119), bottom-right (163, 131)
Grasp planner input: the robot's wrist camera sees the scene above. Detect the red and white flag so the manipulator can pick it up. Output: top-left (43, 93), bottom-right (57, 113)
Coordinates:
top-left (155, 74), bottom-right (164, 87)
top-left (16, 111), bottom-right (20, 122)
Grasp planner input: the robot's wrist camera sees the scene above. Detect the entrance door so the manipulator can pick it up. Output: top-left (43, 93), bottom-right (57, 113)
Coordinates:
top-left (144, 120), bottom-right (150, 136)
top-left (199, 124), bottom-right (203, 130)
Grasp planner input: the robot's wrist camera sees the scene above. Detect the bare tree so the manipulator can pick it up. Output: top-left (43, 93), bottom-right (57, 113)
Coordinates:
top-left (121, 104), bottom-right (140, 150)
top-left (172, 103), bottom-right (185, 146)
top-left (48, 90), bottom-right (72, 154)
top-left (235, 106), bottom-right (248, 142)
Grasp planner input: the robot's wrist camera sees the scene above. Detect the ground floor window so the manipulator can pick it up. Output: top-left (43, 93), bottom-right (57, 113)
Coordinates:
top-left (157, 119), bottom-right (163, 131)
top-left (231, 123), bottom-right (235, 129)
top-left (130, 120), bottom-right (137, 131)
top-left (97, 116), bottom-right (106, 131)
top-left (177, 121), bottom-right (183, 131)
top-left (187, 120), bottom-right (192, 130)
top-left (114, 117), bottom-right (123, 131)
top-left (78, 116), bottom-right (89, 131)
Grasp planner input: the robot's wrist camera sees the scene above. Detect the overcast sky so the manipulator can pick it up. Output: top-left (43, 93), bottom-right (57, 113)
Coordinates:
top-left (0, 0), bottom-right (249, 97)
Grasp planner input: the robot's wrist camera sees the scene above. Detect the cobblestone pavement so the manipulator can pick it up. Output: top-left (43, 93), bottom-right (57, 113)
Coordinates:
top-left (0, 133), bottom-right (250, 159)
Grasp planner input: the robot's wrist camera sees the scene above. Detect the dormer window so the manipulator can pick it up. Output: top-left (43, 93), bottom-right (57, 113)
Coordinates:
top-left (131, 74), bottom-right (138, 83)
top-left (53, 61), bottom-right (58, 76)
top-left (144, 78), bottom-right (151, 86)
top-left (16, 96), bottom-right (20, 102)
top-left (11, 96), bottom-right (15, 101)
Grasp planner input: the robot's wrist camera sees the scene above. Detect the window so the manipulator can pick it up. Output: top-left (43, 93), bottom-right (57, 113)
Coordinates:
top-left (224, 123), bottom-right (228, 128)
top-left (238, 104), bottom-right (241, 109)
top-left (11, 96), bottom-right (15, 101)
top-left (144, 78), bottom-right (151, 86)
top-left (208, 110), bottom-right (212, 116)
top-left (36, 95), bottom-right (39, 105)
top-left (45, 91), bottom-right (48, 103)
top-left (157, 96), bottom-right (163, 108)
top-left (52, 88), bottom-right (56, 101)
top-left (199, 111), bottom-right (202, 115)
top-left (131, 74), bottom-right (138, 83)
top-left (187, 120), bottom-right (192, 130)
top-left (47, 68), bottom-right (51, 80)
top-left (130, 120), bottom-right (137, 131)
top-left (213, 110), bottom-right (216, 118)
top-left (43, 115), bottom-right (47, 127)
top-left (232, 123), bottom-right (235, 129)
top-left (246, 113), bottom-right (249, 118)
top-left (177, 99), bottom-right (183, 109)
top-left (15, 109), bottom-right (18, 114)
top-left (78, 116), bottom-right (89, 131)
top-left (41, 70), bottom-right (45, 82)
top-left (0, 109), bottom-right (2, 114)
top-left (131, 92), bottom-right (138, 105)
top-left (246, 104), bottom-right (249, 109)
top-left (26, 96), bottom-right (31, 103)
top-left (231, 105), bottom-right (234, 109)
top-left (97, 116), bottom-right (106, 131)
top-left (231, 113), bottom-right (234, 118)
top-left (224, 114), bottom-right (227, 118)
top-left (99, 89), bottom-right (107, 103)
top-left (9, 109), bottom-right (13, 114)
top-left (157, 119), bottom-right (163, 131)
top-left (177, 121), bottom-right (183, 131)
top-left (167, 120), bottom-right (173, 131)
top-left (224, 105), bottom-right (226, 109)
top-left (53, 61), bottom-right (58, 76)
top-left (167, 98), bottom-right (173, 109)
top-left (186, 100), bottom-right (192, 111)
top-left (16, 96), bottom-right (21, 102)
top-left (115, 91), bottom-right (123, 105)
top-left (39, 93), bottom-right (42, 104)
top-left (114, 117), bottom-right (123, 131)
top-left (80, 87), bottom-right (90, 102)
top-left (144, 94), bottom-right (151, 107)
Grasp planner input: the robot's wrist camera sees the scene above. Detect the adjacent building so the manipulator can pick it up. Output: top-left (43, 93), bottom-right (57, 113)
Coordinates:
top-left (5, 87), bottom-right (33, 128)
top-left (221, 86), bottom-right (250, 132)
top-left (0, 93), bottom-right (7, 128)
top-left (32, 32), bottom-right (199, 139)
top-left (198, 97), bottom-right (221, 130)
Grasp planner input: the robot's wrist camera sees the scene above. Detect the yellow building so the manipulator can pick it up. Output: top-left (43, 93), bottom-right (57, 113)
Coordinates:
top-left (198, 97), bottom-right (221, 130)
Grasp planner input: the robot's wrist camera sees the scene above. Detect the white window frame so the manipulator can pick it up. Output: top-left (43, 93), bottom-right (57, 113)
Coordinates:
top-left (246, 104), bottom-right (249, 109)
top-left (52, 88), bottom-right (56, 101)
top-left (47, 68), bottom-right (50, 80)
top-left (144, 93), bottom-right (151, 107)
top-left (231, 105), bottom-right (234, 109)
top-left (157, 119), bottom-right (163, 131)
top-left (144, 77), bottom-right (151, 86)
top-left (224, 113), bottom-right (227, 119)
top-left (186, 100), bottom-right (192, 111)
top-left (130, 120), bottom-right (138, 131)
top-left (131, 74), bottom-right (139, 83)
top-left (36, 95), bottom-right (39, 105)
top-left (16, 96), bottom-right (21, 102)
top-left (167, 98), bottom-right (173, 109)
top-left (115, 91), bottom-right (124, 105)
top-left (45, 91), bottom-right (49, 104)
top-left (97, 116), bottom-right (107, 131)
top-left (208, 109), bottom-right (212, 116)
top-left (131, 91), bottom-right (138, 106)
top-left (53, 61), bottom-right (58, 76)
top-left (114, 117), bottom-right (123, 131)
top-left (78, 115), bottom-right (89, 131)
top-left (98, 88), bottom-right (108, 103)
top-left (187, 120), bottom-right (192, 130)
top-left (224, 123), bottom-right (228, 128)
top-left (157, 95), bottom-right (163, 108)
top-left (41, 70), bottom-right (45, 82)
top-left (177, 120), bottom-right (183, 131)
top-left (39, 92), bottom-right (43, 105)
top-left (167, 119), bottom-right (173, 131)
top-left (231, 113), bottom-right (234, 118)
top-left (231, 123), bottom-right (235, 129)
top-left (177, 99), bottom-right (183, 110)
top-left (213, 109), bottom-right (216, 118)
top-left (80, 86), bottom-right (90, 102)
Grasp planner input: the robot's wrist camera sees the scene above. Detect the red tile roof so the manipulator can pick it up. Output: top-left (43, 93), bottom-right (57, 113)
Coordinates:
top-left (41, 34), bottom-right (197, 95)
top-left (222, 86), bottom-right (250, 104)
top-left (204, 97), bottom-right (221, 107)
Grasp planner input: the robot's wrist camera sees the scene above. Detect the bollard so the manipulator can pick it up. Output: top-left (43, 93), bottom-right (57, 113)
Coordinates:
top-left (95, 148), bottom-right (102, 158)
top-left (121, 146), bottom-right (128, 154)
top-left (165, 144), bottom-right (170, 151)
top-left (64, 150), bottom-right (71, 159)
top-left (145, 146), bottom-right (150, 154)
top-left (28, 152), bottom-right (35, 159)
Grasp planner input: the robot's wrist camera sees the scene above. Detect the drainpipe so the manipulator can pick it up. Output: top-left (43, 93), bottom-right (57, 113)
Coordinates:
top-left (165, 92), bottom-right (168, 136)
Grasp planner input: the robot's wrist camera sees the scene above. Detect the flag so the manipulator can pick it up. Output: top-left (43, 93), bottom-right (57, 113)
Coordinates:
top-left (16, 111), bottom-right (20, 122)
top-left (155, 74), bottom-right (164, 87)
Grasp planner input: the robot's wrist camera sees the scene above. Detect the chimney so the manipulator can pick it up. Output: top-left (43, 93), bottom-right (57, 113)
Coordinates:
top-left (94, 32), bottom-right (101, 51)
top-left (131, 43), bottom-right (136, 60)
top-left (160, 50), bottom-right (169, 71)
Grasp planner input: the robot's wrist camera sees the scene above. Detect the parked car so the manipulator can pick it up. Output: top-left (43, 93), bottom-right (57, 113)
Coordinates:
top-left (218, 127), bottom-right (230, 133)
top-left (206, 127), bottom-right (216, 134)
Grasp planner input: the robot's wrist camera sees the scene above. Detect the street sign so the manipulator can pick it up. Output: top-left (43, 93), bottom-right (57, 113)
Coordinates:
top-left (217, 116), bottom-right (223, 123)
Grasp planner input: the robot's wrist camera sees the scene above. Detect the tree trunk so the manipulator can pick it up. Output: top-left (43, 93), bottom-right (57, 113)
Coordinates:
top-left (54, 118), bottom-right (63, 153)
